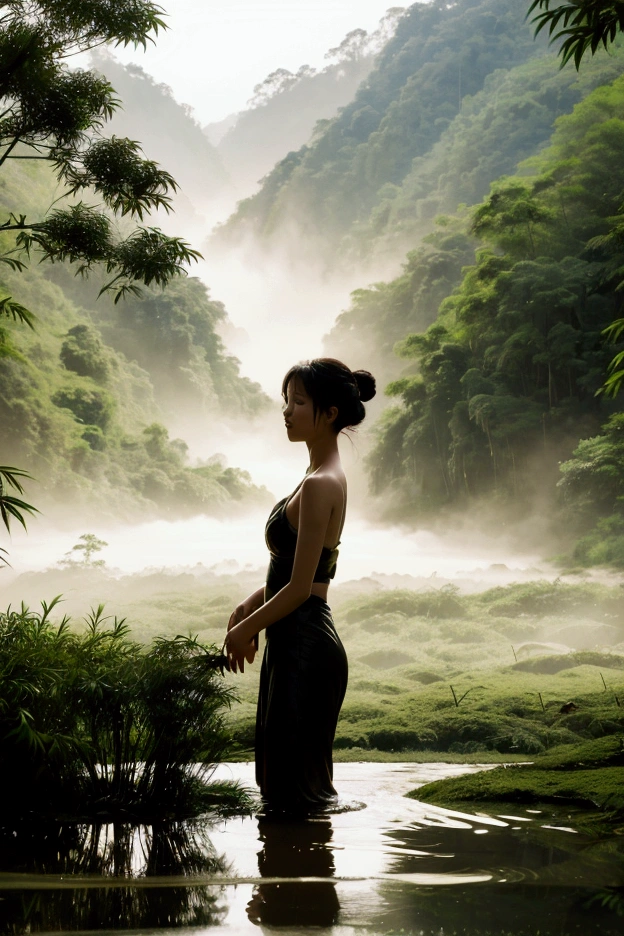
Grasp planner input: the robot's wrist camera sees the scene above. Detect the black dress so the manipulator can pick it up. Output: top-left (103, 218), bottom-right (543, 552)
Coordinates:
top-left (255, 487), bottom-right (348, 812)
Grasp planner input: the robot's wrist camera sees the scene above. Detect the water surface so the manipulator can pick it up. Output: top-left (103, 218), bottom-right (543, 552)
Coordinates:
top-left (1, 762), bottom-right (622, 935)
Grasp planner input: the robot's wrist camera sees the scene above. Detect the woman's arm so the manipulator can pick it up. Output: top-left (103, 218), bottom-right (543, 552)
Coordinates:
top-left (227, 585), bottom-right (265, 657)
top-left (225, 475), bottom-right (334, 673)
top-left (227, 585), bottom-right (266, 631)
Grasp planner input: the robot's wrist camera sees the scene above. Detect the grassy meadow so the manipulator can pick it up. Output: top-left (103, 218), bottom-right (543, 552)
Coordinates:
top-left (6, 569), bottom-right (623, 772)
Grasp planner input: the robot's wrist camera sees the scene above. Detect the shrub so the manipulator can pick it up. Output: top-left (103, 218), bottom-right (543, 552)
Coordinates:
top-left (359, 649), bottom-right (414, 669)
top-left (0, 599), bottom-right (246, 820)
top-left (367, 727), bottom-right (438, 751)
top-left (344, 585), bottom-right (466, 624)
top-left (52, 385), bottom-right (115, 429)
top-left (333, 732), bottom-right (370, 749)
top-left (513, 650), bottom-right (624, 674)
top-left (410, 670), bottom-right (445, 684)
top-left (60, 325), bottom-right (110, 381)
top-left (81, 425), bottom-right (107, 450)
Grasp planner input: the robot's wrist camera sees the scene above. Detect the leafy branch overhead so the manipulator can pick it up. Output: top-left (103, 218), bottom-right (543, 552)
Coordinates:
top-left (0, 0), bottom-right (201, 302)
top-left (0, 465), bottom-right (39, 566)
top-left (0, 465), bottom-right (38, 534)
top-left (528, 2), bottom-right (624, 69)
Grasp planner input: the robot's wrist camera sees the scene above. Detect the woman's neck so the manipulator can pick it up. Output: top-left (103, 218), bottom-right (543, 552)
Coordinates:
top-left (306, 435), bottom-right (340, 472)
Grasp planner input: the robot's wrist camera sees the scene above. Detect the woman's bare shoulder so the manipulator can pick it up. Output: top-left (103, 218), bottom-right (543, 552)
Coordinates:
top-left (301, 469), bottom-right (346, 501)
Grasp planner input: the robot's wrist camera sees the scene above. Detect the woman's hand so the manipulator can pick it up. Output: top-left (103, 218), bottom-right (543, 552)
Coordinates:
top-left (225, 622), bottom-right (256, 674)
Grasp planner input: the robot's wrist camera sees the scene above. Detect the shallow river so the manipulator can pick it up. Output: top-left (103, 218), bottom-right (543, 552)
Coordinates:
top-left (1, 762), bottom-right (622, 935)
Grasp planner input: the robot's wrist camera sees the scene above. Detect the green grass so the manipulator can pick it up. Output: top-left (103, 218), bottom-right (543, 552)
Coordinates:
top-left (6, 574), bottom-right (624, 771)
top-left (411, 736), bottom-right (624, 814)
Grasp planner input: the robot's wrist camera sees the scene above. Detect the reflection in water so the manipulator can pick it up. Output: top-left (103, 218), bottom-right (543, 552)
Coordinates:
top-left (2, 764), bottom-right (624, 935)
top-left (0, 821), bottom-right (228, 933)
top-left (372, 813), bottom-right (624, 936)
top-left (247, 816), bottom-right (340, 928)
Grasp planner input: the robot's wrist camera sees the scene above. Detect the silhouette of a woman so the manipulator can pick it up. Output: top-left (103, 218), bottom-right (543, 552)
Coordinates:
top-left (225, 358), bottom-right (376, 812)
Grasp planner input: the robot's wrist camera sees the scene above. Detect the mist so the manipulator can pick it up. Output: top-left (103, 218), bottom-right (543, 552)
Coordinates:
top-left (3, 0), bottom-right (614, 588)
top-left (3, 0), bottom-right (624, 781)
top-left (4, 8), bottom-right (624, 934)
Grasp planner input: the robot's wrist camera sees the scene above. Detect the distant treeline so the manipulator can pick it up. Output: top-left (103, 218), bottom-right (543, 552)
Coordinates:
top-left (215, 0), bottom-right (551, 262)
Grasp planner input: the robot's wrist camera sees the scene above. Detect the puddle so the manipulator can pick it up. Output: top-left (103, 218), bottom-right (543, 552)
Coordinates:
top-left (0, 762), bottom-right (622, 935)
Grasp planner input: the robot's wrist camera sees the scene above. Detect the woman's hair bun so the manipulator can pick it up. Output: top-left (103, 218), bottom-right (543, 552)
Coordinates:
top-left (353, 369), bottom-right (376, 403)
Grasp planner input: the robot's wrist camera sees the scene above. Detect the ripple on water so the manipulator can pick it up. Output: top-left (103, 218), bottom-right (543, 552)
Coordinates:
top-left (0, 762), bottom-right (622, 935)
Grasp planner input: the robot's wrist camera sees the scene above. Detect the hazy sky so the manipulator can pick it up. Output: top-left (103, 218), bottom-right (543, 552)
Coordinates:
top-left (113, 0), bottom-right (404, 125)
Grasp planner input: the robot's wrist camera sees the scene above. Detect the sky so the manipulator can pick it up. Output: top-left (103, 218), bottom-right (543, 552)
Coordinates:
top-left (112, 0), bottom-right (405, 125)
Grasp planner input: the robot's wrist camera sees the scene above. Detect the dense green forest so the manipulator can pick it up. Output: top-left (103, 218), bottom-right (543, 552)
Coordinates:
top-left (214, 0), bottom-right (554, 264)
top-left (325, 43), bottom-right (624, 382)
top-left (351, 42), bottom-right (624, 264)
top-left (353, 66), bottom-right (624, 563)
top-left (0, 159), bottom-right (270, 521)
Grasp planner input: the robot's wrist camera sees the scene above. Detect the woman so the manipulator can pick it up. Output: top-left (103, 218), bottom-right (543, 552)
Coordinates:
top-left (225, 358), bottom-right (376, 812)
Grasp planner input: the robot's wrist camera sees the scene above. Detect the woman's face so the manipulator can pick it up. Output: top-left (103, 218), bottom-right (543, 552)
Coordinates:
top-left (283, 377), bottom-right (317, 442)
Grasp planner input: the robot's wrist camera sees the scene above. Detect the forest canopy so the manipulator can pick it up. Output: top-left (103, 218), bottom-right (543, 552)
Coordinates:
top-left (361, 64), bottom-right (624, 562)
top-left (0, 2), bottom-right (270, 524)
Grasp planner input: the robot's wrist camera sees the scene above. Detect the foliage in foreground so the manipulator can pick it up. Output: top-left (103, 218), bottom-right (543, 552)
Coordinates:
top-left (528, 1), bottom-right (624, 70)
top-left (0, 0), bottom-right (201, 307)
top-left (0, 598), bottom-right (251, 820)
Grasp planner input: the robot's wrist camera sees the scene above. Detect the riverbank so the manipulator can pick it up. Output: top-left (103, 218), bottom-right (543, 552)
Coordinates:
top-left (411, 737), bottom-right (624, 824)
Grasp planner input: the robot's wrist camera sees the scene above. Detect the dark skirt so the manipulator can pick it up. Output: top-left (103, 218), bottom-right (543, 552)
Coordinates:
top-left (255, 595), bottom-right (348, 812)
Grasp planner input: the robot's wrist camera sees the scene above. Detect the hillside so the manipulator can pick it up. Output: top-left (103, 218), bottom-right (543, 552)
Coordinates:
top-left (0, 158), bottom-right (270, 523)
top-left (210, 15), bottom-right (402, 198)
top-left (213, 0), bottom-right (547, 266)
top-left (88, 52), bottom-right (235, 232)
top-left (354, 63), bottom-right (624, 564)
top-left (325, 45), bottom-right (624, 384)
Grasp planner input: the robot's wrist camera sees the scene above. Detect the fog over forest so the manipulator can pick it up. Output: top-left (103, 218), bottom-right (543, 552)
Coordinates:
top-left (4, 0), bottom-right (624, 568)
top-left (2, 1), bottom-right (624, 814)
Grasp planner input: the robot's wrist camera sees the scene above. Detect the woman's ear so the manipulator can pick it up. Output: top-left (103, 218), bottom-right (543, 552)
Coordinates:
top-left (326, 405), bottom-right (338, 426)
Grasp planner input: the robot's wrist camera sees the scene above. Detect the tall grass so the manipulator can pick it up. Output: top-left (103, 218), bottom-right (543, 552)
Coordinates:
top-left (0, 598), bottom-right (251, 820)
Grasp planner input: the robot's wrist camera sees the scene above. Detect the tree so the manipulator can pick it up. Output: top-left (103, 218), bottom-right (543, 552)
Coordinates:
top-left (325, 28), bottom-right (369, 63)
top-left (59, 532), bottom-right (108, 567)
top-left (0, 2), bottom-right (205, 561)
top-left (528, 2), bottom-right (624, 69)
top-left (526, 5), bottom-right (624, 395)
top-left (0, 0), bottom-right (201, 318)
top-left (248, 68), bottom-right (299, 108)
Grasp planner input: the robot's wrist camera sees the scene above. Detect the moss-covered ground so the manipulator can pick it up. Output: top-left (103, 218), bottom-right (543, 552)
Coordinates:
top-left (411, 736), bottom-right (624, 821)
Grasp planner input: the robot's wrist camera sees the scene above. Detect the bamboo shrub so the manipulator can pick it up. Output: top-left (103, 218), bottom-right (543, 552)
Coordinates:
top-left (0, 599), bottom-right (245, 819)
